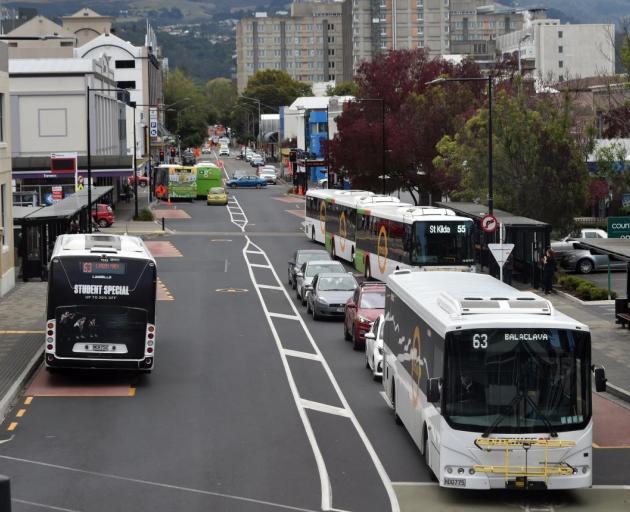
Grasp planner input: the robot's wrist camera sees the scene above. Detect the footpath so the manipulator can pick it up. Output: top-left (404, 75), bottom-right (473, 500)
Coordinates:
top-left (100, 188), bottom-right (168, 236)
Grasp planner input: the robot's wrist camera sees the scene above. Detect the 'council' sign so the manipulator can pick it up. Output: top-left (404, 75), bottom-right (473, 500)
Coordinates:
top-left (607, 216), bottom-right (630, 238)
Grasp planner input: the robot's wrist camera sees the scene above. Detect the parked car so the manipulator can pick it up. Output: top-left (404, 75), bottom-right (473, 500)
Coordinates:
top-left (364, 314), bottom-right (384, 380)
top-left (127, 175), bottom-right (149, 188)
top-left (295, 260), bottom-right (346, 305)
top-left (288, 249), bottom-right (330, 289)
top-left (557, 243), bottom-right (625, 274)
top-left (259, 168), bottom-right (277, 184)
top-left (226, 175), bottom-right (267, 188)
top-left (91, 203), bottom-right (115, 227)
top-left (306, 273), bottom-right (358, 320)
top-left (552, 228), bottom-right (608, 254)
top-left (344, 282), bottom-right (386, 348)
top-left (207, 186), bottom-right (228, 205)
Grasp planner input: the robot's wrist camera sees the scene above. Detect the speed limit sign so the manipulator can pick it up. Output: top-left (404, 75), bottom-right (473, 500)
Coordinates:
top-left (481, 214), bottom-right (498, 234)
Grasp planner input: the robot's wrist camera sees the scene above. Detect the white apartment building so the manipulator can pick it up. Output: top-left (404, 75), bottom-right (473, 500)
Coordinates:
top-left (497, 19), bottom-right (615, 83)
top-left (0, 43), bottom-right (15, 296)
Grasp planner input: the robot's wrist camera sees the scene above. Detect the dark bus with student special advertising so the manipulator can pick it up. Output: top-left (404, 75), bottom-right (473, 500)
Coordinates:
top-left (45, 234), bottom-right (157, 372)
top-left (382, 270), bottom-right (607, 491)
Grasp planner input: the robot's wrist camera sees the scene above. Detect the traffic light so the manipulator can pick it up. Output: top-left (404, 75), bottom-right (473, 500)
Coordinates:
top-left (159, 150), bottom-right (164, 163)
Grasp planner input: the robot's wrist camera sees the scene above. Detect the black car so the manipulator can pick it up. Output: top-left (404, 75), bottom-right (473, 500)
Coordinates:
top-left (287, 249), bottom-right (330, 289)
top-left (182, 152), bottom-right (196, 165)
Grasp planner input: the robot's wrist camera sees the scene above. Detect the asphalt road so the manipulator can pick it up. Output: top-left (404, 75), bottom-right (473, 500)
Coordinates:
top-left (0, 156), bottom-right (629, 512)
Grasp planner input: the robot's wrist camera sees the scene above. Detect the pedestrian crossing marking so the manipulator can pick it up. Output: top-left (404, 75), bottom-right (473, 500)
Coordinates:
top-left (157, 278), bottom-right (174, 301)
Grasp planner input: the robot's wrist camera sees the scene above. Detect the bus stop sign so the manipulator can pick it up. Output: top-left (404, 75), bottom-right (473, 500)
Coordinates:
top-left (481, 214), bottom-right (498, 233)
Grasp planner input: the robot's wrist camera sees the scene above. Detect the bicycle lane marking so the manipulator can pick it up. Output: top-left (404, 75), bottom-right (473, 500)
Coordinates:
top-left (228, 195), bottom-right (399, 512)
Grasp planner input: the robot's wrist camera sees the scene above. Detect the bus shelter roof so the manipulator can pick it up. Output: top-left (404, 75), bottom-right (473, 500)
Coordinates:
top-left (436, 202), bottom-right (550, 228)
top-left (14, 186), bottom-right (112, 224)
top-left (575, 238), bottom-right (630, 261)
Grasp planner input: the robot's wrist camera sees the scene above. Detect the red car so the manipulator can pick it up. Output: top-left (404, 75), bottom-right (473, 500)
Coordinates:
top-left (91, 203), bottom-right (115, 227)
top-left (344, 282), bottom-right (386, 349)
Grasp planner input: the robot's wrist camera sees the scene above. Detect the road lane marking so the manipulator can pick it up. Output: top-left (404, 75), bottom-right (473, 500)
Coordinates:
top-left (268, 312), bottom-right (300, 321)
top-left (300, 399), bottom-right (351, 417)
top-left (250, 263), bottom-right (271, 269)
top-left (13, 498), bottom-right (81, 512)
top-left (0, 330), bottom-right (45, 334)
top-left (257, 284), bottom-right (284, 291)
top-left (7, 422), bottom-right (17, 431)
top-left (16, 409), bottom-right (26, 418)
top-left (283, 349), bottom-right (321, 361)
top-left (24, 397), bottom-right (33, 405)
top-left (0, 455), bottom-right (320, 512)
top-left (215, 288), bottom-right (248, 293)
top-left (246, 250), bottom-right (264, 255)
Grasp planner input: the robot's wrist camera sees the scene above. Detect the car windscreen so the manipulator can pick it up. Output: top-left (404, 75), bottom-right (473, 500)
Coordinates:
top-left (318, 275), bottom-right (356, 291)
top-left (305, 262), bottom-right (344, 277)
top-left (296, 252), bottom-right (329, 265)
top-left (360, 291), bottom-right (385, 308)
top-left (209, 187), bottom-right (225, 194)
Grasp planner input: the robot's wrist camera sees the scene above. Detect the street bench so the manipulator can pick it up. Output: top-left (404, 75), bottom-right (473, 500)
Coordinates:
top-left (616, 312), bottom-right (630, 328)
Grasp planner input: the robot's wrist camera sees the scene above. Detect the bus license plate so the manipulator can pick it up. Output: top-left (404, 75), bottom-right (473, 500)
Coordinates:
top-left (92, 344), bottom-right (112, 352)
top-left (72, 343), bottom-right (128, 354)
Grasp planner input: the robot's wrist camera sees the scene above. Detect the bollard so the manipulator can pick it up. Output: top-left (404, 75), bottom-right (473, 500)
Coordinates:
top-left (162, 217), bottom-right (165, 231)
top-left (0, 474), bottom-right (11, 512)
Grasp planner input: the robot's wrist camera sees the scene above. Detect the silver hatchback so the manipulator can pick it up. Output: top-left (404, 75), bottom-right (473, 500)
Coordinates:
top-left (306, 273), bottom-right (358, 320)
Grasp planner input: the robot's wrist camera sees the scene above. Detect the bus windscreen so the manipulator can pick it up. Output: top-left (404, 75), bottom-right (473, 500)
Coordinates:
top-left (411, 221), bottom-right (474, 266)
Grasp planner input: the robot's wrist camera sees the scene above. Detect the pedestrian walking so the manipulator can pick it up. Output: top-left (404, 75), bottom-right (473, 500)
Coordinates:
top-left (542, 248), bottom-right (556, 295)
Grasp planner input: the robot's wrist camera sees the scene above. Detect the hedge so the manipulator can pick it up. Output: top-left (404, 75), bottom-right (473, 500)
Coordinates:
top-left (557, 275), bottom-right (616, 301)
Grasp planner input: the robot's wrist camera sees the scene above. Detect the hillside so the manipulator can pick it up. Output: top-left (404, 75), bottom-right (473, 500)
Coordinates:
top-left (508, 1), bottom-right (629, 25)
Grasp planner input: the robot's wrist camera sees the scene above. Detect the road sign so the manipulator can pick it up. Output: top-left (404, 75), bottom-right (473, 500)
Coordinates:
top-left (481, 214), bottom-right (498, 233)
top-left (607, 216), bottom-right (630, 239)
top-left (488, 243), bottom-right (514, 266)
top-left (52, 186), bottom-right (63, 203)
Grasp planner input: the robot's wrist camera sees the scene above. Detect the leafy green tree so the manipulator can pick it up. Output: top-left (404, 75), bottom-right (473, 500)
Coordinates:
top-left (164, 69), bottom-right (211, 147)
top-left (593, 142), bottom-right (629, 214)
top-left (434, 90), bottom-right (590, 231)
top-left (326, 81), bottom-right (359, 96)
top-left (242, 70), bottom-right (312, 110)
top-left (205, 78), bottom-right (237, 126)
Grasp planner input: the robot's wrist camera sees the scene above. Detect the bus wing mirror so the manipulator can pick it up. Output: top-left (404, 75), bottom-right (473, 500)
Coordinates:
top-left (593, 366), bottom-right (607, 392)
top-left (426, 378), bottom-right (441, 403)
top-left (364, 332), bottom-right (376, 340)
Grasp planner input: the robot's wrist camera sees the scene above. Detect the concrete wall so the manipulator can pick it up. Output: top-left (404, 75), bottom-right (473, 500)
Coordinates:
top-left (0, 43), bottom-right (15, 296)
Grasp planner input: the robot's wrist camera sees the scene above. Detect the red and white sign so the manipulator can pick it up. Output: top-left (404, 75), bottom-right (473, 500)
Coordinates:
top-left (52, 186), bottom-right (63, 203)
top-left (481, 214), bottom-right (498, 234)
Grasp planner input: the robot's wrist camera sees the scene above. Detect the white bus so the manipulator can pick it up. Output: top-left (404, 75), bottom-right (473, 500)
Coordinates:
top-left (382, 270), bottom-right (606, 490)
top-left (305, 189), bottom-right (476, 281)
top-left (45, 234), bottom-right (157, 372)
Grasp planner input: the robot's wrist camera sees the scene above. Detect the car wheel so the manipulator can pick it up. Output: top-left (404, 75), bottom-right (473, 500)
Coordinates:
top-left (365, 352), bottom-right (370, 369)
top-left (352, 330), bottom-right (362, 351)
top-left (288, 273), bottom-right (292, 286)
top-left (256, 184), bottom-right (261, 189)
top-left (577, 258), bottom-right (594, 274)
top-left (312, 306), bottom-right (320, 321)
top-left (344, 322), bottom-right (352, 341)
top-left (98, 219), bottom-right (108, 228)
top-left (306, 301), bottom-right (312, 314)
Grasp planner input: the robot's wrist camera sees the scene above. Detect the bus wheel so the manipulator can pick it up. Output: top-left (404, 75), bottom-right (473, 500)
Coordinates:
top-left (393, 383), bottom-right (402, 425)
top-left (330, 238), bottom-right (336, 259)
top-left (424, 428), bottom-right (437, 481)
top-left (311, 227), bottom-right (315, 242)
top-left (365, 258), bottom-right (371, 280)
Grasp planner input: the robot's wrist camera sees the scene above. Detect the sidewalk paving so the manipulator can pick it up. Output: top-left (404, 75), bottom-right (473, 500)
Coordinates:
top-left (0, 282), bottom-right (47, 422)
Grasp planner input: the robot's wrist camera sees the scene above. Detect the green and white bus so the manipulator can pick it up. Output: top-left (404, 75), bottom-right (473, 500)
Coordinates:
top-left (154, 164), bottom-right (197, 201)
top-left (195, 162), bottom-right (223, 198)
top-left (305, 189), bottom-right (476, 281)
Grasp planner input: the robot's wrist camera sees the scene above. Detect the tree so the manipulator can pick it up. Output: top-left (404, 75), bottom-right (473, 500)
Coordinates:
top-left (242, 70), bottom-right (312, 110)
top-left (164, 69), bottom-right (211, 147)
top-left (328, 49), bottom-right (484, 202)
top-left (205, 78), bottom-right (237, 126)
top-left (326, 81), bottom-right (359, 96)
top-left (592, 141), bottom-right (629, 215)
top-left (434, 90), bottom-right (590, 231)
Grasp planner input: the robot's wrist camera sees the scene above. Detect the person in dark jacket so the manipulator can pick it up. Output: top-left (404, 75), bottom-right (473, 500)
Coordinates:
top-left (542, 248), bottom-right (556, 294)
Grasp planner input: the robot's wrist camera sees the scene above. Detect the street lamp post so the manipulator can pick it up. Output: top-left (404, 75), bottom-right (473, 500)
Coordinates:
top-left (426, 76), bottom-right (494, 215)
top-left (240, 96), bottom-right (261, 149)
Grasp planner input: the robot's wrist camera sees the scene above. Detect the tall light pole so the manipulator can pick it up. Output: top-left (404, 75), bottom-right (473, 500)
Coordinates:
top-left (426, 76), bottom-right (494, 215)
top-left (86, 85), bottom-right (133, 232)
top-left (353, 98), bottom-right (386, 194)
top-left (240, 95), bottom-right (262, 148)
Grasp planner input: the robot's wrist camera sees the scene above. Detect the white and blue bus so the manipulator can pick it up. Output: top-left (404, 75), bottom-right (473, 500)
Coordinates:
top-left (383, 270), bottom-right (607, 490)
top-left (45, 234), bottom-right (157, 372)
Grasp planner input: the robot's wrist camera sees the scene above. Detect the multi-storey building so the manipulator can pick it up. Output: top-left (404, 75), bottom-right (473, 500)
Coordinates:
top-left (236, 0), bottom-right (352, 92)
top-left (497, 19), bottom-right (615, 84)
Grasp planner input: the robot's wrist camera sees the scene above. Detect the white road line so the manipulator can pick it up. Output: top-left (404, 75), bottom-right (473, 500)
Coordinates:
top-left (257, 284), bottom-right (284, 291)
top-left (300, 399), bottom-right (351, 418)
top-left (246, 250), bottom-right (265, 255)
top-left (231, 196), bottom-right (400, 512)
top-left (268, 312), bottom-right (300, 321)
top-left (0, 456), bottom-right (318, 512)
top-left (12, 499), bottom-right (82, 512)
top-left (250, 263), bottom-right (272, 269)
top-left (283, 349), bottom-right (321, 361)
